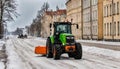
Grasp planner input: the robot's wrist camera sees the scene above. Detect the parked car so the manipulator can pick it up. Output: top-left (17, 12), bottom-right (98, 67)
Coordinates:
top-left (18, 34), bottom-right (27, 38)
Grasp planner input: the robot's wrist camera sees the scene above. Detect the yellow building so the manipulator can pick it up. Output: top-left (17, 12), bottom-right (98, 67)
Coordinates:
top-left (103, 0), bottom-right (120, 41)
top-left (66, 0), bottom-right (82, 39)
top-left (82, 0), bottom-right (103, 40)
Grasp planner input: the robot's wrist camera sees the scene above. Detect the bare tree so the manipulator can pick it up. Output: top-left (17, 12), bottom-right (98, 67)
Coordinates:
top-left (0, 0), bottom-right (18, 38)
top-left (45, 2), bottom-right (49, 11)
top-left (56, 5), bottom-right (59, 11)
top-left (29, 2), bottom-right (50, 36)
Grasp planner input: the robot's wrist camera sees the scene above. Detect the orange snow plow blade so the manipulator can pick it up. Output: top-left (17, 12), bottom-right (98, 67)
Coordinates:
top-left (34, 46), bottom-right (47, 55)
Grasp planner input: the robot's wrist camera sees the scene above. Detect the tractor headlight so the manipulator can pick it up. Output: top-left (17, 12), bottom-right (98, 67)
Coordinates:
top-left (71, 36), bottom-right (74, 39)
top-left (66, 36), bottom-right (74, 39)
top-left (66, 37), bottom-right (70, 39)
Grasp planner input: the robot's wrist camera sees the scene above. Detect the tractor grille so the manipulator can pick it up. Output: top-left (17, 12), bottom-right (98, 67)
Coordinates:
top-left (66, 36), bottom-right (75, 45)
top-left (66, 39), bottom-right (74, 43)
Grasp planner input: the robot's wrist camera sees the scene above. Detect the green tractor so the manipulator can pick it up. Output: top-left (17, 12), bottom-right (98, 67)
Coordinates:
top-left (46, 22), bottom-right (82, 60)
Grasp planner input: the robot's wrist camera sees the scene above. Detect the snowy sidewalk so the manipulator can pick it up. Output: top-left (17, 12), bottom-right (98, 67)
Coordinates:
top-left (77, 40), bottom-right (120, 51)
top-left (77, 40), bottom-right (120, 46)
top-left (0, 40), bottom-right (5, 69)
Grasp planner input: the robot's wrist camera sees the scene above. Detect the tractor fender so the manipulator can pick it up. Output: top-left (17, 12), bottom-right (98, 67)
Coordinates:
top-left (49, 36), bottom-right (54, 44)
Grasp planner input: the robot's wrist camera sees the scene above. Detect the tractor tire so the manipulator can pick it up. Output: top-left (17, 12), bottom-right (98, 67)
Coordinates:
top-left (74, 43), bottom-right (82, 59)
top-left (53, 44), bottom-right (62, 60)
top-left (46, 38), bottom-right (53, 58)
top-left (68, 53), bottom-right (74, 58)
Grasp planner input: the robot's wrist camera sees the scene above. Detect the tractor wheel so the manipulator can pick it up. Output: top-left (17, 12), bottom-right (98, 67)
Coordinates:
top-left (53, 44), bottom-right (61, 60)
top-left (74, 43), bottom-right (82, 59)
top-left (46, 38), bottom-right (53, 58)
top-left (68, 53), bottom-right (74, 58)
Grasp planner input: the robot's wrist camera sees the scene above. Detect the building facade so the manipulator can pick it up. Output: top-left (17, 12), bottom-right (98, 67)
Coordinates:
top-left (66, 0), bottom-right (82, 39)
top-left (41, 11), bottom-right (53, 38)
top-left (41, 10), bottom-right (67, 38)
top-left (103, 0), bottom-right (120, 41)
top-left (82, 0), bottom-right (103, 40)
top-left (53, 10), bottom-right (66, 22)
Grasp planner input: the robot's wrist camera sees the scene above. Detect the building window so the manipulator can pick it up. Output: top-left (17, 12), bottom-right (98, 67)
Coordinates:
top-left (104, 6), bottom-right (106, 17)
top-left (110, 23), bottom-right (112, 36)
top-left (117, 21), bottom-right (120, 36)
top-left (107, 5), bottom-right (108, 17)
top-left (113, 3), bottom-right (116, 15)
top-left (118, 21), bottom-right (120, 36)
top-left (108, 4), bottom-right (110, 16)
top-left (107, 23), bottom-right (109, 36)
top-left (114, 22), bottom-right (116, 36)
top-left (104, 23), bottom-right (106, 36)
top-left (110, 4), bottom-right (112, 16)
top-left (119, 22), bottom-right (120, 36)
top-left (117, 2), bottom-right (119, 14)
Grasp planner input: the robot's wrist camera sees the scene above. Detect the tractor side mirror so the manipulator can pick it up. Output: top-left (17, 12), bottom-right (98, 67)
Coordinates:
top-left (76, 24), bottom-right (79, 29)
top-left (49, 23), bottom-right (52, 28)
top-left (49, 23), bottom-right (52, 35)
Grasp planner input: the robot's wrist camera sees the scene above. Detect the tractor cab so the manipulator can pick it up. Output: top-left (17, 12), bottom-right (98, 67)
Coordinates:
top-left (53, 22), bottom-right (72, 35)
top-left (50, 22), bottom-right (78, 36)
top-left (50, 22), bottom-right (73, 42)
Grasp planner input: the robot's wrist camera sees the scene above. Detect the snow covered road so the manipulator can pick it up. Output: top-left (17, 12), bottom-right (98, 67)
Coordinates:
top-left (6, 38), bottom-right (120, 69)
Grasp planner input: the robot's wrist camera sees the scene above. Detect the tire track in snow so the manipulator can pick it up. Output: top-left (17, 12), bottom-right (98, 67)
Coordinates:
top-left (18, 39), bottom-right (81, 69)
top-left (16, 39), bottom-right (79, 69)
top-left (83, 52), bottom-right (120, 69)
top-left (11, 39), bottom-right (44, 69)
top-left (20, 39), bottom-right (105, 69)
top-left (12, 39), bottom-right (75, 69)
top-left (19, 38), bottom-right (120, 69)
top-left (21, 39), bottom-right (90, 69)
top-left (10, 38), bottom-right (120, 69)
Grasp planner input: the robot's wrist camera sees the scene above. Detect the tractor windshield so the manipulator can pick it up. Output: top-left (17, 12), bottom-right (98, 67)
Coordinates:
top-left (55, 24), bottom-right (71, 34)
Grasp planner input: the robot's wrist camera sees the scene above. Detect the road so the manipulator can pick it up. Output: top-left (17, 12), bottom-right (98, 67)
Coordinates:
top-left (6, 38), bottom-right (120, 69)
top-left (79, 42), bottom-right (120, 51)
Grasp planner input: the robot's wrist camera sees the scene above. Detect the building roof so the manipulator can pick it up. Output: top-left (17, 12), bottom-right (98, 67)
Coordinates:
top-left (53, 9), bottom-right (66, 15)
top-left (66, 0), bottom-right (71, 5)
top-left (45, 9), bottom-right (66, 16)
top-left (45, 11), bottom-right (53, 15)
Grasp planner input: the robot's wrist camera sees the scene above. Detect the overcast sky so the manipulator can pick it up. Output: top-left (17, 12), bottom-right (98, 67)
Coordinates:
top-left (7, 0), bottom-right (66, 32)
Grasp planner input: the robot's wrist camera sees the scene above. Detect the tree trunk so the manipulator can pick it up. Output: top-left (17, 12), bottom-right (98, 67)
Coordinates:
top-left (0, 1), bottom-right (4, 39)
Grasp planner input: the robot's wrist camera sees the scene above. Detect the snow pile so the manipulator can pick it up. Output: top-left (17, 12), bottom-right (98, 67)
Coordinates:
top-left (0, 40), bottom-right (5, 69)
top-left (6, 40), bottom-right (25, 69)
top-left (83, 46), bottom-right (120, 59)
top-left (77, 40), bottom-right (120, 46)
top-left (0, 40), bottom-right (5, 50)
top-left (0, 62), bottom-right (5, 69)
